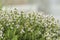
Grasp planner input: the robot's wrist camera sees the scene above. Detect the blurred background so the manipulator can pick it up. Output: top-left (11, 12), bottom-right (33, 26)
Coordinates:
top-left (1, 0), bottom-right (60, 19)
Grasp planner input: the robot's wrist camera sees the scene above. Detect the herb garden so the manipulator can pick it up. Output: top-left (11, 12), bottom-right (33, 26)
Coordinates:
top-left (0, 9), bottom-right (60, 40)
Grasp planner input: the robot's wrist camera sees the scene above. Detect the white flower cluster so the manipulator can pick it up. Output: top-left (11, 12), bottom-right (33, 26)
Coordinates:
top-left (0, 10), bottom-right (60, 40)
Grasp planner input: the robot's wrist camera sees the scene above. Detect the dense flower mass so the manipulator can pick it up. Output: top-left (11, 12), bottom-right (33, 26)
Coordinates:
top-left (0, 9), bottom-right (60, 40)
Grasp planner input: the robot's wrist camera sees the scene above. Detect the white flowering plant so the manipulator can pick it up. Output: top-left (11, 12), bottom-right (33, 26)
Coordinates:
top-left (0, 9), bottom-right (60, 40)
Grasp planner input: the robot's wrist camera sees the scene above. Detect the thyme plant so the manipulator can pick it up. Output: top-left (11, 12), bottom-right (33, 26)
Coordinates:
top-left (0, 9), bottom-right (60, 40)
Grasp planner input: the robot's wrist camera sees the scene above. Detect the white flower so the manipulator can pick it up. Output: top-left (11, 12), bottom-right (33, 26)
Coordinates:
top-left (46, 33), bottom-right (50, 36)
top-left (30, 30), bottom-right (34, 32)
top-left (52, 33), bottom-right (56, 36)
top-left (28, 28), bottom-right (31, 31)
top-left (1, 27), bottom-right (4, 31)
top-left (0, 24), bottom-right (2, 27)
top-left (12, 23), bottom-right (14, 25)
top-left (6, 24), bottom-right (9, 26)
top-left (46, 37), bottom-right (51, 40)
top-left (38, 31), bottom-right (41, 34)
top-left (20, 29), bottom-right (25, 33)
top-left (10, 27), bottom-right (13, 29)
top-left (0, 30), bottom-right (3, 38)
top-left (16, 24), bottom-right (20, 28)
top-left (8, 19), bottom-right (12, 22)
top-left (44, 23), bottom-right (48, 27)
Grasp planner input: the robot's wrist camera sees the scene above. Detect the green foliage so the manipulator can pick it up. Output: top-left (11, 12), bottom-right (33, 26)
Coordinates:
top-left (0, 9), bottom-right (60, 40)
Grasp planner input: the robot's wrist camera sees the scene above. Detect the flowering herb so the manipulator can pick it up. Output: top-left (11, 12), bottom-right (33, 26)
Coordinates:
top-left (0, 9), bottom-right (60, 40)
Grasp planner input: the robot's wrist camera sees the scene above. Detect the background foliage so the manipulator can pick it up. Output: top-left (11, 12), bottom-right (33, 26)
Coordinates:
top-left (0, 0), bottom-right (2, 10)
